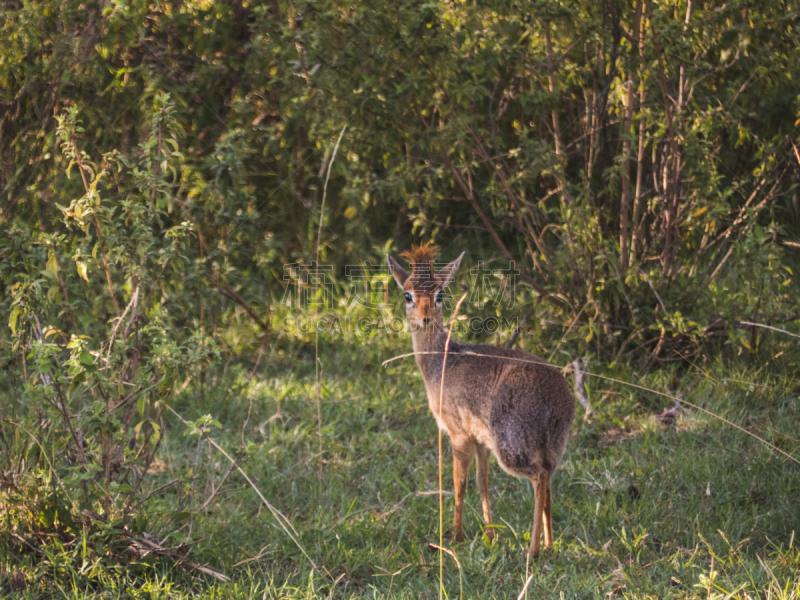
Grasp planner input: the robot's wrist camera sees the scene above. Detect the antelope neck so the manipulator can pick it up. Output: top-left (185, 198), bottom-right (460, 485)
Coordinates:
top-left (411, 324), bottom-right (452, 382)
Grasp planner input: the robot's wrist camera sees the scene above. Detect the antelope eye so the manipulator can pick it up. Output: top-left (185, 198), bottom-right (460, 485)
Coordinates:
top-left (435, 291), bottom-right (444, 304)
top-left (404, 292), bottom-right (413, 303)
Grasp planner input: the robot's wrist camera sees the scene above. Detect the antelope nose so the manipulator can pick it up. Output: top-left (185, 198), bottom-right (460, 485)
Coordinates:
top-left (422, 317), bottom-right (432, 325)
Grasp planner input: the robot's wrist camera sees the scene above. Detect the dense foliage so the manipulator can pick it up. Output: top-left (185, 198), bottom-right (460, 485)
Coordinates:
top-left (1, 0), bottom-right (799, 595)
top-left (2, 0), bottom-right (799, 357)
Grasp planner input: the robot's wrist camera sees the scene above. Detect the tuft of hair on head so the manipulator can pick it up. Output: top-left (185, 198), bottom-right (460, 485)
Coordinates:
top-left (399, 242), bottom-right (439, 279)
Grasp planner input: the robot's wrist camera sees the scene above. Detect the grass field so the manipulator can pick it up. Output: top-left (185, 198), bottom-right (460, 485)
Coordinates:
top-left (4, 331), bottom-right (800, 599)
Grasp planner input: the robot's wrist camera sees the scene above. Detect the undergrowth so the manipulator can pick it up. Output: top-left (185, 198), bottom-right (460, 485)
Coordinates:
top-left (2, 332), bottom-right (799, 599)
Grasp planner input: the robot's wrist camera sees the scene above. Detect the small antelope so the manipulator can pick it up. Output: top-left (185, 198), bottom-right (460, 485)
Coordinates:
top-left (388, 244), bottom-right (575, 558)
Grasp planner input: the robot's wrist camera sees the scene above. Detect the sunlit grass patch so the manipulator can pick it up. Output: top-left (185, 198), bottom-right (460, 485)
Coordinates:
top-left (2, 336), bottom-right (799, 598)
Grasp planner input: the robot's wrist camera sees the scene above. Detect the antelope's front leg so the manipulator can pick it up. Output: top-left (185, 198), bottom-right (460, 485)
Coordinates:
top-left (451, 440), bottom-right (475, 543)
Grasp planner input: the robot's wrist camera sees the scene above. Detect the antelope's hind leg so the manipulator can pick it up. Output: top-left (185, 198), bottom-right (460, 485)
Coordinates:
top-left (543, 478), bottom-right (553, 548)
top-left (475, 444), bottom-right (495, 542)
top-left (528, 470), bottom-right (550, 559)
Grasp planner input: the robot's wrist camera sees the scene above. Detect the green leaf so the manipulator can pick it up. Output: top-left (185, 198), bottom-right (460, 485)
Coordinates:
top-left (172, 511), bottom-right (191, 523)
top-left (47, 284), bottom-right (60, 302)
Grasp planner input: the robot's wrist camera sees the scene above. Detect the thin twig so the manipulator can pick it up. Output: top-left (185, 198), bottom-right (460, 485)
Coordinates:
top-left (517, 574), bottom-right (535, 600)
top-left (165, 405), bottom-right (319, 573)
top-left (127, 534), bottom-right (228, 581)
top-left (331, 489), bottom-right (455, 529)
top-left (68, 135), bottom-right (120, 317)
top-left (738, 321), bottom-right (800, 339)
top-left (581, 370), bottom-right (800, 466)
top-left (27, 322), bottom-right (88, 469)
top-left (232, 546), bottom-right (276, 567)
top-left (571, 357), bottom-right (595, 420)
top-left (437, 147), bottom-right (567, 310)
top-left (122, 281), bottom-right (140, 339)
top-left (428, 543), bottom-right (464, 600)
top-left (639, 269), bottom-right (668, 316)
top-left (706, 246), bottom-right (734, 285)
top-left (131, 479), bottom-right (181, 512)
top-left (196, 451), bottom-right (244, 513)
top-left (107, 283), bottom-right (139, 365)
top-left (505, 302), bottom-right (537, 349)
top-left (5, 421), bottom-right (74, 507)
top-left (53, 253), bottom-right (79, 335)
top-left (382, 350), bottom-right (552, 368)
top-left (247, 337), bottom-right (268, 381)
top-left (547, 301), bottom-right (589, 362)
top-left (381, 351), bottom-right (800, 466)
top-left (218, 284), bottom-right (269, 332)
top-left (316, 126), bottom-right (347, 260)
top-left (437, 292), bottom-right (468, 600)
top-left (315, 125), bottom-right (347, 489)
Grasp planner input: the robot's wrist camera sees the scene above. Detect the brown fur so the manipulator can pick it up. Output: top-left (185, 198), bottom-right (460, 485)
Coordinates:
top-left (399, 242), bottom-right (439, 277)
top-left (387, 249), bottom-right (575, 558)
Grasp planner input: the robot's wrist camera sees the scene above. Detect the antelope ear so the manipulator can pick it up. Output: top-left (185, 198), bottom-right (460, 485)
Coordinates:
top-left (437, 252), bottom-right (464, 287)
top-left (387, 254), bottom-right (408, 287)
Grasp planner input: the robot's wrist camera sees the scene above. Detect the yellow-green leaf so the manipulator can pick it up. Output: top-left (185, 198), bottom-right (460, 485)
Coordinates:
top-left (9, 306), bottom-right (20, 335)
top-left (150, 421), bottom-right (161, 443)
top-left (46, 251), bottom-right (60, 274)
top-left (76, 260), bottom-right (89, 281)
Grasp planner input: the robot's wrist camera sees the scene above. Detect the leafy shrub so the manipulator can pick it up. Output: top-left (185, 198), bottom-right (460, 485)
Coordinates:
top-left (0, 96), bottom-right (219, 586)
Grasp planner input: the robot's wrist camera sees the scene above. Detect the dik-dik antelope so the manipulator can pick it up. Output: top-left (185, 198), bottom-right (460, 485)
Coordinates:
top-left (388, 244), bottom-right (575, 558)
